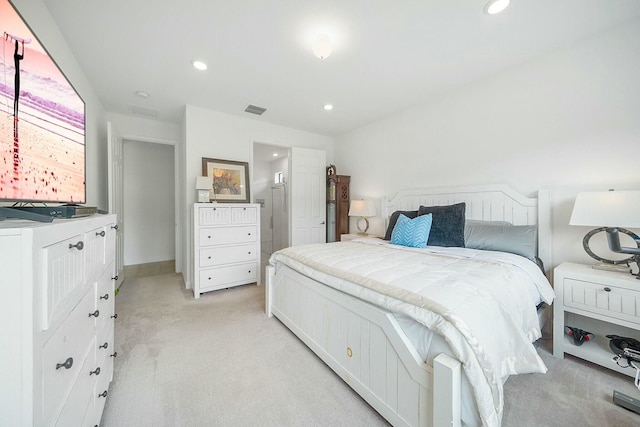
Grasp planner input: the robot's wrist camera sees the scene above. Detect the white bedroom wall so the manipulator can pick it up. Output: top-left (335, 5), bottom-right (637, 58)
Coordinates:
top-left (12, 0), bottom-right (108, 209)
top-left (334, 20), bottom-right (640, 271)
top-left (183, 105), bottom-right (334, 288)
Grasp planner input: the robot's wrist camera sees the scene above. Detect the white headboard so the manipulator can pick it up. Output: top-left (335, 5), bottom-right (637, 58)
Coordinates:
top-left (384, 184), bottom-right (552, 274)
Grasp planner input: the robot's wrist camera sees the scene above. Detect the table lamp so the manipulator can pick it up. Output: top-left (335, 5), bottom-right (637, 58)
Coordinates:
top-left (348, 199), bottom-right (376, 235)
top-left (569, 190), bottom-right (640, 278)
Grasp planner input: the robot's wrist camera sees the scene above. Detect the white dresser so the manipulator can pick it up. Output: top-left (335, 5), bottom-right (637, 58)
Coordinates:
top-left (193, 203), bottom-right (260, 298)
top-left (0, 214), bottom-right (118, 426)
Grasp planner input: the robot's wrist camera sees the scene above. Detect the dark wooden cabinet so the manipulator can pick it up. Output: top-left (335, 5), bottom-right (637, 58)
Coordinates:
top-left (327, 173), bottom-right (350, 242)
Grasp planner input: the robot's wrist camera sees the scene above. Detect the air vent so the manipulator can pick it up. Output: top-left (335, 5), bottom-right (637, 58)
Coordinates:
top-left (244, 104), bottom-right (267, 115)
top-left (127, 104), bottom-right (159, 118)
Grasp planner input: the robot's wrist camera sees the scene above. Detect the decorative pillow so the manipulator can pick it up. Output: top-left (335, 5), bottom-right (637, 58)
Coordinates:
top-left (465, 222), bottom-right (538, 261)
top-left (390, 213), bottom-right (433, 248)
top-left (464, 219), bottom-right (512, 243)
top-left (417, 203), bottom-right (466, 247)
top-left (384, 210), bottom-right (419, 240)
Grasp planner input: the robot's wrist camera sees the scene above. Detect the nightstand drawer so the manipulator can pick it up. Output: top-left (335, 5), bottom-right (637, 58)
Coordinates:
top-left (563, 277), bottom-right (640, 325)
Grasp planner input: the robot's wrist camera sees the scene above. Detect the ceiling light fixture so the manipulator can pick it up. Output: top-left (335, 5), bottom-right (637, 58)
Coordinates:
top-left (273, 153), bottom-right (278, 157)
top-left (192, 60), bottom-right (208, 71)
top-left (312, 34), bottom-right (332, 59)
top-left (323, 104), bottom-right (333, 111)
top-left (484, 0), bottom-right (510, 15)
top-left (135, 90), bottom-right (150, 99)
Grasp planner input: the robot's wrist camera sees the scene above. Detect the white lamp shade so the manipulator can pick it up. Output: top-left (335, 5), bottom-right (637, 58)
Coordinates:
top-left (196, 176), bottom-right (212, 190)
top-left (348, 200), bottom-right (376, 217)
top-left (570, 190), bottom-right (640, 228)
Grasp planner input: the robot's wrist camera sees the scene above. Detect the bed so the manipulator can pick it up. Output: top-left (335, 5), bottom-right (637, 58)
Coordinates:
top-left (265, 184), bottom-right (554, 427)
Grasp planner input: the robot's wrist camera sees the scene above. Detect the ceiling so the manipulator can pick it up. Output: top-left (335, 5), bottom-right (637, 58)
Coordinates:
top-left (42, 0), bottom-right (640, 137)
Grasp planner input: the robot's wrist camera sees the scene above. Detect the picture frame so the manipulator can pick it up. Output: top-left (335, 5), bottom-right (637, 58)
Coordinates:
top-left (201, 157), bottom-right (250, 203)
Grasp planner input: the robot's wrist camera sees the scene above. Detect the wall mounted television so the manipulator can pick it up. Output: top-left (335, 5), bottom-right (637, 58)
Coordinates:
top-left (1, 0), bottom-right (86, 208)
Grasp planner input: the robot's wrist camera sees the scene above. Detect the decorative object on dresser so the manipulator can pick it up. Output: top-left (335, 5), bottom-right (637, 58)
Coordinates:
top-left (193, 203), bottom-right (261, 298)
top-left (326, 165), bottom-right (350, 243)
top-left (195, 176), bottom-right (213, 203)
top-left (570, 190), bottom-right (640, 277)
top-left (553, 262), bottom-right (640, 377)
top-left (201, 158), bottom-right (251, 203)
top-left (348, 199), bottom-right (376, 235)
top-left (0, 214), bottom-right (118, 427)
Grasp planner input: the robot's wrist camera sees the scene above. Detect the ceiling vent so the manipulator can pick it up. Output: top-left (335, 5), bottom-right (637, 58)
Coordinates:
top-left (127, 104), bottom-right (159, 118)
top-left (244, 104), bottom-right (267, 115)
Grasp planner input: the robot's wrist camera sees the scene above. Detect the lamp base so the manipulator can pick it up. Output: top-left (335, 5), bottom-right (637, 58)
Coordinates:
top-left (356, 217), bottom-right (370, 234)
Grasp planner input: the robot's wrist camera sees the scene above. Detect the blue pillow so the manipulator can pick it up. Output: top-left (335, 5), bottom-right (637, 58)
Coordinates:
top-left (390, 213), bottom-right (433, 248)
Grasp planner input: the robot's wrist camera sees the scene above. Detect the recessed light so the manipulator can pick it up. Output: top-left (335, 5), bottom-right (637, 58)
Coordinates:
top-left (192, 60), bottom-right (208, 71)
top-left (273, 153), bottom-right (278, 157)
top-left (484, 0), bottom-right (510, 15)
top-left (135, 90), bottom-right (150, 99)
top-left (323, 104), bottom-right (333, 111)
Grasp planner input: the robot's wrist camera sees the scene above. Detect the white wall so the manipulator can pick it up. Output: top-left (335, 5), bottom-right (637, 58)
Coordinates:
top-left (122, 140), bottom-right (175, 265)
top-left (12, 0), bottom-right (108, 208)
top-left (183, 105), bottom-right (334, 288)
top-left (335, 21), bottom-right (640, 271)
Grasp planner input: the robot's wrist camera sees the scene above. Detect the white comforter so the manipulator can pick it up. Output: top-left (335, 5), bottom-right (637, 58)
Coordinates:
top-left (270, 238), bottom-right (554, 427)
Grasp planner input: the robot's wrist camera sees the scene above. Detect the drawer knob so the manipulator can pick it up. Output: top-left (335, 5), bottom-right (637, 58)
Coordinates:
top-left (96, 230), bottom-right (106, 237)
top-left (208, 256), bottom-right (212, 259)
top-left (69, 241), bottom-right (84, 251)
top-left (248, 251), bottom-right (251, 255)
top-left (89, 310), bottom-right (100, 318)
top-left (99, 342), bottom-right (109, 349)
top-left (604, 287), bottom-right (612, 292)
top-left (98, 390), bottom-right (108, 398)
top-left (90, 367), bottom-right (101, 376)
top-left (112, 275), bottom-right (119, 281)
top-left (111, 224), bottom-right (118, 230)
top-left (56, 357), bottom-right (73, 370)
top-left (248, 270), bottom-right (251, 274)
top-left (111, 313), bottom-right (118, 319)
top-left (110, 352), bottom-right (118, 358)
top-left (248, 233), bottom-right (251, 236)
top-left (100, 293), bottom-right (109, 300)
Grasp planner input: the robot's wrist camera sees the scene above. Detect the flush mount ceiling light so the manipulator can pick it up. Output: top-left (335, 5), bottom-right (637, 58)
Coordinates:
top-left (192, 60), bottom-right (208, 71)
top-left (135, 90), bottom-right (150, 99)
top-left (484, 0), bottom-right (510, 15)
top-left (323, 104), bottom-right (333, 111)
top-left (312, 34), bottom-right (332, 59)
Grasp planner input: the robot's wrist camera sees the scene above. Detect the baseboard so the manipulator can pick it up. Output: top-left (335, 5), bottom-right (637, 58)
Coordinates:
top-left (124, 260), bottom-right (175, 279)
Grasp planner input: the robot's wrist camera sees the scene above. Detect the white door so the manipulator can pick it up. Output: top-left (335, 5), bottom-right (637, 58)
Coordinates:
top-left (107, 122), bottom-right (124, 288)
top-left (290, 147), bottom-right (326, 246)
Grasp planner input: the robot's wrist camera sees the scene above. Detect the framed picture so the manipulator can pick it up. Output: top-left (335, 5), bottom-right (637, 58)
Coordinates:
top-left (201, 158), bottom-right (250, 203)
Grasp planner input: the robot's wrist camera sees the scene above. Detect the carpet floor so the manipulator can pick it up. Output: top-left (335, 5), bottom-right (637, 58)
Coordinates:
top-left (101, 273), bottom-right (640, 427)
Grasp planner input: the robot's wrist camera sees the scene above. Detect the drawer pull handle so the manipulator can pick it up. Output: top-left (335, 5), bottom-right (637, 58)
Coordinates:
top-left (100, 293), bottom-right (109, 300)
top-left (208, 256), bottom-right (212, 259)
top-left (99, 342), bottom-right (109, 349)
top-left (604, 287), bottom-right (612, 292)
top-left (111, 225), bottom-right (118, 230)
top-left (112, 275), bottom-right (119, 281)
top-left (248, 233), bottom-right (251, 236)
top-left (98, 390), bottom-right (108, 398)
top-left (90, 367), bottom-right (101, 376)
top-left (56, 357), bottom-right (73, 370)
top-left (248, 251), bottom-right (251, 255)
top-left (110, 352), bottom-right (118, 358)
top-left (69, 241), bottom-right (84, 251)
top-left (89, 310), bottom-right (100, 318)
top-left (96, 230), bottom-right (106, 237)
top-left (111, 313), bottom-right (118, 319)
top-left (248, 270), bottom-right (251, 274)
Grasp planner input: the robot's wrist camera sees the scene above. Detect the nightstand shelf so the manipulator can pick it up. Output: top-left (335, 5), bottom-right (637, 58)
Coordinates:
top-left (553, 262), bottom-right (640, 377)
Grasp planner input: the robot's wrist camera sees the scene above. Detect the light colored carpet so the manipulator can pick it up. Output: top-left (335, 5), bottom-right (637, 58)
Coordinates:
top-left (102, 274), bottom-right (640, 427)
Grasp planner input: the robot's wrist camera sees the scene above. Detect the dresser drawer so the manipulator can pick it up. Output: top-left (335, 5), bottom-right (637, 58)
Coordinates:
top-left (199, 244), bottom-right (258, 267)
top-left (563, 278), bottom-right (640, 325)
top-left (199, 226), bottom-right (257, 246)
top-left (95, 265), bottom-right (115, 332)
top-left (44, 233), bottom-right (87, 330)
top-left (85, 226), bottom-right (108, 284)
top-left (199, 262), bottom-right (258, 289)
top-left (43, 286), bottom-right (96, 424)
top-left (231, 206), bottom-right (258, 224)
top-left (199, 206), bottom-right (231, 225)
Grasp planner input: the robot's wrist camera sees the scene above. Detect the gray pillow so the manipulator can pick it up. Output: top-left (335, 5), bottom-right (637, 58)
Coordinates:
top-left (417, 202), bottom-right (466, 247)
top-left (464, 219), bottom-right (512, 242)
top-left (465, 221), bottom-right (537, 261)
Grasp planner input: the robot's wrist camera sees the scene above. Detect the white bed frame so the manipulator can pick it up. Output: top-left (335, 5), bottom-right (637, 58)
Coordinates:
top-left (265, 184), bottom-right (551, 427)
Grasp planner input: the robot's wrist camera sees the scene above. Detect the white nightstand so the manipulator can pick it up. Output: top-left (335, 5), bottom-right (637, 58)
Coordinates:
top-left (340, 233), bottom-right (382, 242)
top-left (553, 262), bottom-right (640, 377)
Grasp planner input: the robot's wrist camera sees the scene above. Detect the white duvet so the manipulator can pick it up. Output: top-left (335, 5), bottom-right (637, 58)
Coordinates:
top-left (270, 238), bottom-right (554, 427)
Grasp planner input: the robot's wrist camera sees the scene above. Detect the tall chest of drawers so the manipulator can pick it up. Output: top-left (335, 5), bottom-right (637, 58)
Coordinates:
top-left (0, 214), bottom-right (117, 426)
top-left (193, 203), bottom-right (261, 298)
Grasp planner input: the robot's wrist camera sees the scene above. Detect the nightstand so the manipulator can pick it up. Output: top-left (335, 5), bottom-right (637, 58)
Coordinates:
top-left (340, 233), bottom-right (382, 242)
top-left (553, 262), bottom-right (640, 377)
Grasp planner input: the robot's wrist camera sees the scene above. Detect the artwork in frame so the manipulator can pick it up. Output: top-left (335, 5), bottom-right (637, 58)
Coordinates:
top-left (201, 157), bottom-right (250, 203)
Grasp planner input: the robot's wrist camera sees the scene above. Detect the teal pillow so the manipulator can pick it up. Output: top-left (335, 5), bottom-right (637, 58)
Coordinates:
top-left (390, 213), bottom-right (433, 248)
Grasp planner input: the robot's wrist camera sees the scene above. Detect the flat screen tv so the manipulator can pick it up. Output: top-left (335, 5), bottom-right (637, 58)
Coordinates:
top-left (1, 0), bottom-right (85, 205)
